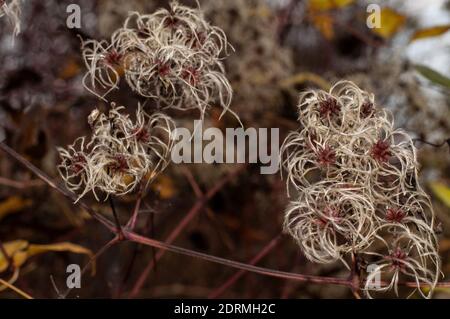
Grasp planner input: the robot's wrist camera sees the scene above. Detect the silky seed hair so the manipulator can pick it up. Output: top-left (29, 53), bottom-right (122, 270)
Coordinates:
top-left (0, 0), bottom-right (22, 36)
top-left (80, 1), bottom-right (236, 122)
top-left (280, 81), bottom-right (440, 298)
top-left (58, 104), bottom-right (175, 202)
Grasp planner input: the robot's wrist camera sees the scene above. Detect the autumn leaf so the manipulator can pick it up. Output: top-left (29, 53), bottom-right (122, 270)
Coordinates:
top-left (0, 240), bottom-right (93, 274)
top-left (414, 64), bottom-right (450, 89)
top-left (370, 7), bottom-right (406, 39)
top-left (308, 0), bottom-right (355, 11)
top-left (421, 286), bottom-right (450, 296)
top-left (311, 13), bottom-right (335, 39)
top-left (59, 58), bottom-right (81, 79)
top-left (430, 182), bottom-right (450, 208)
top-left (280, 72), bottom-right (331, 90)
top-left (411, 25), bottom-right (450, 42)
top-left (151, 175), bottom-right (177, 199)
top-left (0, 196), bottom-right (32, 221)
top-left (250, 4), bottom-right (272, 19)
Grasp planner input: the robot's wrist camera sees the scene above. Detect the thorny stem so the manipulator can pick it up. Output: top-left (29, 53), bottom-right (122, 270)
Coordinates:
top-left (128, 164), bottom-right (246, 297)
top-left (1, 142), bottom-right (450, 297)
top-left (146, 204), bottom-right (158, 273)
top-left (208, 234), bottom-right (283, 299)
top-left (115, 242), bottom-right (140, 298)
top-left (109, 196), bottom-right (124, 240)
top-left (126, 187), bottom-right (143, 230)
top-left (350, 252), bottom-right (361, 299)
top-left (124, 230), bottom-right (351, 287)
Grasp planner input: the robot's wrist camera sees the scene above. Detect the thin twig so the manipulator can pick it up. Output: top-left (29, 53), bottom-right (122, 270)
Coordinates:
top-left (109, 196), bottom-right (124, 239)
top-left (0, 142), bottom-right (115, 232)
top-left (184, 168), bottom-right (234, 251)
top-left (125, 230), bottom-right (351, 287)
top-left (128, 165), bottom-right (245, 297)
top-left (209, 234), bottom-right (282, 299)
top-left (61, 236), bottom-right (119, 299)
top-left (125, 231), bottom-right (450, 289)
top-left (0, 278), bottom-right (33, 299)
top-left (0, 177), bottom-right (43, 189)
top-left (126, 188), bottom-right (143, 230)
top-left (350, 252), bottom-right (361, 299)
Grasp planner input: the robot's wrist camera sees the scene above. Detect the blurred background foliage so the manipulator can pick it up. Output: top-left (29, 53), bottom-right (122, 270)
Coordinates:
top-left (0, 0), bottom-right (449, 298)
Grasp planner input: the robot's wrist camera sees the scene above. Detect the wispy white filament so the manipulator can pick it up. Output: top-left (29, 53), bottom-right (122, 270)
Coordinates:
top-left (281, 81), bottom-right (441, 298)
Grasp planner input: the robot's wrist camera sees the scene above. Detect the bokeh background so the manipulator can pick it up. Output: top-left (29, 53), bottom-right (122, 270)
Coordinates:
top-left (0, 0), bottom-right (449, 298)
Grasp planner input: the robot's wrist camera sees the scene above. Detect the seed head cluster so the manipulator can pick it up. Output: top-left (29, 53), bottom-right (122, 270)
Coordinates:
top-left (81, 1), bottom-right (234, 120)
top-left (281, 81), bottom-right (441, 298)
top-left (58, 104), bottom-right (175, 202)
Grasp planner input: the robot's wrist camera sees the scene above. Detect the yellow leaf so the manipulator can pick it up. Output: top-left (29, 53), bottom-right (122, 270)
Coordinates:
top-left (59, 59), bottom-right (81, 79)
top-left (250, 5), bottom-right (272, 19)
top-left (280, 72), bottom-right (331, 90)
top-left (27, 242), bottom-right (93, 258)
top-left (421, 286), bottom-right (450, 295)
top-left (0, 196), bottom-right (32, 221)
top-left (121, 173), bottom-right (136, 187)
top-left (0, 240), bottom-right (93, 274)
top-left (411, 25), bottom-right (450, 42)
top-left (150, 175), bottom-right (177, 199)
top-left (0, 240), bottom-right (29, 273)
top-left (430, 182), bottom-right (450, 208)
top-left (311, 14), bottom-right (335, 39)
top-left (309, 0), bottom-right (354, 11)
top-left (370, 7), bottom-right (406, 39)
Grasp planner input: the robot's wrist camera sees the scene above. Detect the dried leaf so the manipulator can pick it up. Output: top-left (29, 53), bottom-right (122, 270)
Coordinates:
top-left (308, 0), bottom-right (354, 11)
top-left (0, 240), bottom-right (93, 273)
top-left (311, 13), bottom-right (335, 39)
top-left (421, 286), bottom-right (450, 295)
top-left (151, 175), bottom-right (177, 199)
top-left (370, 7), bottom-right (406, 39)
top-left (411, 25), bottom-right (450, 42)
top-left (0, 196), bottom-right (32, 221)
top-left (414, 64), bottom-right (450, 89)
top-left (280, 72), bottom-right (331, 90)
top-left (250, 5), bottom-right (272, 19)
top-left (27, 242), bottom-right (93, 257)
top-left (430, 181), bottom-right (450, 208)
top-left (0, 240), bottom-right (28, 273)
top-left (59, 58), bottom-right (81, 79)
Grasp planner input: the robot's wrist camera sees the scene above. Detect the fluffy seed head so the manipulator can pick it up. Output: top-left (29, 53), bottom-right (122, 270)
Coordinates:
top-left (281, 81), bottom-right (441, 298)
top-left (58, 104), bottom-right (175, 202)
